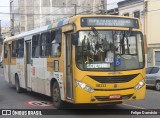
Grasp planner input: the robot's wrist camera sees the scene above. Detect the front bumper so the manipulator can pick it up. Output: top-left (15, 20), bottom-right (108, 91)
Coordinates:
top-left (74, 84), bottom-right (146, 104)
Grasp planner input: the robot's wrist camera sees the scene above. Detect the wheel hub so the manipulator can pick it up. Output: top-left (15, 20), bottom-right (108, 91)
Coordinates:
top-left (156, 83), bottom-right (160, 90)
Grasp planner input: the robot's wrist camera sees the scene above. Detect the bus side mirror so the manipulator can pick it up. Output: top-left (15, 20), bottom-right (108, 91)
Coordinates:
top-left (71, 33), bottom-right (78, 45)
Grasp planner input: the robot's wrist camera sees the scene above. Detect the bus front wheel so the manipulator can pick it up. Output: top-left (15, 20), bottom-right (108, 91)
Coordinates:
top-left (15, 75), bottom-right (22, 93)
top-left (52, 81), bottom-right (65, 109)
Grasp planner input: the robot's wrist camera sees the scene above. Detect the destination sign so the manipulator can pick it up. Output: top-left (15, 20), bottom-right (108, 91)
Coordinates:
top-left (81, 17), bottom-right (139, 28)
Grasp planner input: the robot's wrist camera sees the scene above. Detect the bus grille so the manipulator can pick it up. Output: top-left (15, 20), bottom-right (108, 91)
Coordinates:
top-left (95, 94), bottom-right (133, 101)
top-left (90, 74), bottom-right (138, 83)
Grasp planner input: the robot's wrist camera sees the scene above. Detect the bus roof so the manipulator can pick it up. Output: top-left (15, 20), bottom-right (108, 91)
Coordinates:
top-left (4, 15), bottom-right (140, 43)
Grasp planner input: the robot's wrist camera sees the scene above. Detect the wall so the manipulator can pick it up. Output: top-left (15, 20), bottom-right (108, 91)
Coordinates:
top-left (119, 3), bottom-right (145, 33)
top-left (10, 0), bottom-right (20, 34)
top-left (146, 0), bottom-right (160, 44)
top-left (147, 44), bottom-right (160, 66)
top-left (10, 0), bottom-right (103, 34)
top-left (118, 0), bottom-right (160, 67)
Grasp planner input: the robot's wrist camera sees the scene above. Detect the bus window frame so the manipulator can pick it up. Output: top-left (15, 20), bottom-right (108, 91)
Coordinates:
top-left (17, 38), bottom-right (24, 58)
top-left (40, 31), bottom-right (50, 58)
top-left (50, 28), bottom-right (62, 58)
top-left (32, 34), bottom-right (40, 58)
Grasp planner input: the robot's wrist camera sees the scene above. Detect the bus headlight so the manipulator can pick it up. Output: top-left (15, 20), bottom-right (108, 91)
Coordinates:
top-left (134, 79), bottom-right (145, 90)
top-left (76, 81), bottom-right (94, 93)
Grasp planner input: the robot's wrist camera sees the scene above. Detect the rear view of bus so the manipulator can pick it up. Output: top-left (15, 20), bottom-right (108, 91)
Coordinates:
top-left (68, 16), bottom-right (146, 106)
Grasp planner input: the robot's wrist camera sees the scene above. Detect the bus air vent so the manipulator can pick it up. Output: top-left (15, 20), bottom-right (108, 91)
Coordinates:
top-left (90, 74), bottom-right (138, 83)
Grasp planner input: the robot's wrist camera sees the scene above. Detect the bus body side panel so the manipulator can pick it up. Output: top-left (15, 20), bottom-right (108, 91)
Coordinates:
top-left (16, 58), bottom-right (25, 89)
top-left (10, 58), bottom-right (17, 85)
top-left (10, 65), bottom-right (17, 85)
top-left (31, 58), bottom-right (46, 94)
top-left (46, 57), bottom-right (65, 100)
top-left (45, 70), bottom-right (64, 98)
top-left (4, 65), bottom-right (9, 83)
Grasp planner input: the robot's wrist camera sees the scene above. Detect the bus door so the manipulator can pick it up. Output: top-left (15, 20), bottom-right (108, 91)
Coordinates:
top-left (25, 41), bottom-right (32, 89)
top-left (65, 33), bottom-right (73, 100)
top-left (8, 44), bottom-right (12, 83)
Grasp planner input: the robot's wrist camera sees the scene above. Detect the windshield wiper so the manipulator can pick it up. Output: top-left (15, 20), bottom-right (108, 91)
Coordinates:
top-left (120, 28), bottom-right (133, 54)
top-left (91, 27), bottom-right (101, 40)
top-left (126, 28), bottom-right (133, 37)
top-left (125, 28), bottom-right (133, 54)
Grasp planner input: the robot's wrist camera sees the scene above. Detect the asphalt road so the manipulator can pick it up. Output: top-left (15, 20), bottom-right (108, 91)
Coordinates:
top-left (0, 68), bottom-right (160, 118)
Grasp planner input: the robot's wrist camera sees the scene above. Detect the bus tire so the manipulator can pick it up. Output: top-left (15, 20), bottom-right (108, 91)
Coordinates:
top-left (52, 81), bottom-right (65, 109)
top-left (15, 75), bottom-right (22, 93)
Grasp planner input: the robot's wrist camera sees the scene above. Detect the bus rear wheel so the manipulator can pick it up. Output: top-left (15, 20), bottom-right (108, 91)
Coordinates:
top-left (15, 75), bottom-right (22, 93)
top-left (52, 81), bottom-right (65, 109)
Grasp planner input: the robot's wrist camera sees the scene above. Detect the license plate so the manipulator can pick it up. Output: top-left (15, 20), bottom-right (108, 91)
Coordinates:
top-left (109, 94), bottom-right (121, 99)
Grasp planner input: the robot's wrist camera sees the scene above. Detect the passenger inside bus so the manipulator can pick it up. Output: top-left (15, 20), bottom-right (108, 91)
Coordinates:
top-left (56, 44), bottom-right (61, 57)
top-left (50, 29), bottom-right (62, 57)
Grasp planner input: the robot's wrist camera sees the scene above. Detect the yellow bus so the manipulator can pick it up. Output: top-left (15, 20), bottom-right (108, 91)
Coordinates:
top-left (2, 15), bottom-right (146, 109)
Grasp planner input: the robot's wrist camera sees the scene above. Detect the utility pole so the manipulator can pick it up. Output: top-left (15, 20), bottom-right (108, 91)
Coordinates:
top-left (10, 13), bottom-right (14, 36)
top-left (0, 20), bottom-right (3, 44)
top-left (72, 4), bottom-right (77, 15)
top-left (106, 0), bottom-right (107, 14)
top-left (101, 0), bottom-right (105, 14)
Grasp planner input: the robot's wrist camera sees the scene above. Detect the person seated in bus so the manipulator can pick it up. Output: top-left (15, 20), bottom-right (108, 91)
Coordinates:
top-left (50, 29), bottom-right (62, 57)
top-left (51, 41), bottom-right (61, 57)
top-left (56, 44), bottom-right (61, 57)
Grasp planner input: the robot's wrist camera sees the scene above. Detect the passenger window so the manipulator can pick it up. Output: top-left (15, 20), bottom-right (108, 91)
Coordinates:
top-left (50, 29), bottom-right (62, 57)
top-left (17, 39), bottom-right (24, 58)
top-left (150, 67), bottom-right (159, 74)
top-left (32, 34), bottom-right (40, 58)
top-left (134, 11), bottom-right (140, 18)
top-left (40, 32), bottom-right (50, 57)
top-left (4, 43), bottom-right (8, 58)
top-left (12, 40), bottom-right (17, 58)
top-left (146, 67), bottom-right (153, 74)
top-left (124, 13), bottom-right (129, 16)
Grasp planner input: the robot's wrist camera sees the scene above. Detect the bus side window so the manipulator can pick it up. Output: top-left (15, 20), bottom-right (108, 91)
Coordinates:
top-left (50, 29), bottom-right (62, 57)
top-left (17, 39), bottom-right (24, 58)
top-left (32, 34), bottom-right (40, 58)
top-left (12, 40), bottom-right (17, 58)
top-left (40, 32), bottom-right (50, 57)
top-left (4, 43), bottom-right (8, 58)
top-left (16, 40), bottom-right (19, 57)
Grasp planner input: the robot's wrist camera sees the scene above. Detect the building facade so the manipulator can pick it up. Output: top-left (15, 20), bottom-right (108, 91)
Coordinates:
top-left (145, 0), bottom-right (160, 67)
top-left (118, 0), bottom-right (145, 33)
top-left (107, 8), bottom-right (119, 15)
top-left (10, 0), bottom-right (104, 35)
top-left (0, 28), bottom-right (11, 58)
top-left (118, 0), bottom-right (160, 67)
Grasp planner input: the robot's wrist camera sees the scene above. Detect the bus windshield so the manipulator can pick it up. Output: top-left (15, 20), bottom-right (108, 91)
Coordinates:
top-left (76, 30), bottom-right (144, 71)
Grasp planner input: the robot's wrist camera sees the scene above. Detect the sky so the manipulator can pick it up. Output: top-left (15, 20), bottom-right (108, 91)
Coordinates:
top-left (0, 0), bottom-right (10, 28)
top-left (0, 0), bottom-right (123, 28)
